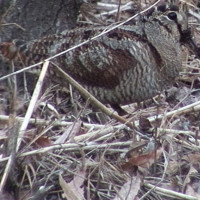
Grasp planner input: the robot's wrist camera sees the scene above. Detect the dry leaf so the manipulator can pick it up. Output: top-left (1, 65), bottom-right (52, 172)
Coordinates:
top-left (182, 153), bottom-right (200, 164)
top-left (54, 121), bottom-right (82, 144)
top-left (59, 171), bottom-right (86, 200)
top-left (185, 185), bottom-right (200, 198)
top-left (114, 174), bottom-right (141, 200)
top-left (35, 137), bottom-right (52, 147)
top-left (183, 165), bottom-right (198, 191)
top-left (122, 147), bottom-right (163, 170)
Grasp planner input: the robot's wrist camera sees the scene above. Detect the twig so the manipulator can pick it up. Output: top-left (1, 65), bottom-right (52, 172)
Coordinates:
top-left (146, 100), bottom-right (200, 124)
top-left (144, 183), bottom-right (199, 200)
top-left (17, 60), bottom-right (49, 151)
top-left (0, 61), bottom-right (19, 192)
top-left (97, 2), bottom-right (133, 17)
top-left (115, 0), bottom-right (122, 22)
top-left (1, 23), bottom-right (26, 31)
top-left (0, 97), bottom-right (199, 140)
top-left (0, 153), bottom-right (15, 192)
top-left (0, 97), bottom-right (199, 141)
top-left (0, 114), bottom-right (126, 129)
top-left (0, 141), bottom-right (132, 163)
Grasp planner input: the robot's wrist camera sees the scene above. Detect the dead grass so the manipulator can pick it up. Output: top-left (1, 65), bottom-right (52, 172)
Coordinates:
top-left (0, 0), bottom-right (200, 200)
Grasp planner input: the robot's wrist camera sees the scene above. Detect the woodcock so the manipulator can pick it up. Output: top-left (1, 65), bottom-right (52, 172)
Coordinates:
top-left (0, 2), bottom-right (199, 115)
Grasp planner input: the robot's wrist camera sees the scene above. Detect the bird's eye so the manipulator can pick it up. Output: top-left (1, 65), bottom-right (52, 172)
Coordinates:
top-left (167, 12), bottom-right (177, 20)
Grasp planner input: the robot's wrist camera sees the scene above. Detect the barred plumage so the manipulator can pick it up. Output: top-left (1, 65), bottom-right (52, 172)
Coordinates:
top-left (0, 2), bottom-right (199, 114)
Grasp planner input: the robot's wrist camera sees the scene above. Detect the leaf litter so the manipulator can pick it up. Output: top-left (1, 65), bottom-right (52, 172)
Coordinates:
top-left (0, 0), bottom-right (200, 200)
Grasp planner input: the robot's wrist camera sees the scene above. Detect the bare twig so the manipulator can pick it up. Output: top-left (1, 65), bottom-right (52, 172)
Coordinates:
top-left (115, 0), bottom-right (122, 22)
top-left (1, 23), bottom-right (26, 31)
top-left (146, 100), bottom-right (200, 124)
top-left (0, 61), bottom-right (18, 192)
top-left (0, 141), bottom-right (132, 163)
top-left (144, 183), bottom-right (199, 200)
top-left (17, 60), bottom-right (49, 151)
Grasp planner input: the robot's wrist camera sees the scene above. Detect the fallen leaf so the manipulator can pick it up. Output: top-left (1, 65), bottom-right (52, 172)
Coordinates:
top-left (54, 121), bottom-right (82, 144)
top-left (122, 147), bottom-right (162, 170)
top-left (35, 137), bottom-right (52, 147)
top-left (59, 170), bottom-right (86, 200)
top-left (185, 185), bottom-right (200, 198)
top-left (182, 153), bottom-right (200, 164)
top-left (114, 174), bottom-right (141, 200)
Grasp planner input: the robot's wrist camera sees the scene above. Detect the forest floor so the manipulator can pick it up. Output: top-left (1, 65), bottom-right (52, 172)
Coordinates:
top-left (0, 0), bottom-right (200, 200)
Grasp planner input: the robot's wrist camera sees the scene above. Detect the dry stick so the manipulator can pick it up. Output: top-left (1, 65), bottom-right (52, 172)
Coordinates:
top-left (146, 99), bottom-right (200, 124)
top-left (0, 0), bottom-right (161, 82)
top-left (0, 113), bottom-right (195, 142)
top-left (0, 153), bottom-right (15, 192)
top-left (0, 114), bottom-right (113, 129)
top-left (0, 61), bottom-right (18, 192)
top-left (97, 2), bottom-right (133, 17)
top-left (0, 141), bottom-right (133, 163)
top-left (52, 63), bottom-right (135, 129)
top-left (0, 61), bottom-right (49, 192)
top-left (16, 60), bottom-right (49, 151)
top-left (1, 129), bottom-right (200, 164)
top-left (144, 183), bottom-right (198, 200)
top-left (115, 0), bottom-right (122, 22)
top-left (0, 96), bottom-right (199, 135)
top-left (1, 23), bottom-right (26, 31)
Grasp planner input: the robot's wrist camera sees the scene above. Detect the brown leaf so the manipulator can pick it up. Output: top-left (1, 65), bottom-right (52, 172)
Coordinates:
top-left (35, 137), bottom-right (52, 147)
top-left (122, 147), bottom-right (162, 171)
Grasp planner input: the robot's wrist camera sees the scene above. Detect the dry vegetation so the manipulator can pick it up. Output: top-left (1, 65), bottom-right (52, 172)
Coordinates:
top-left (0, 0), bottom-right (200, 199)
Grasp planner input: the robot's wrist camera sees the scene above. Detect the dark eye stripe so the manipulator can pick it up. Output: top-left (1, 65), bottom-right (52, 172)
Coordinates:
top-left (146, 7), bottom-right (155, 17)
top-left (157, 5), bottom-right (167, 12)
top-left (157, 4), bottom-right (179, 13)
top-left (169, 5), bottom-right (179, 11)
top-left (145, 4), bottom-right (179, 19)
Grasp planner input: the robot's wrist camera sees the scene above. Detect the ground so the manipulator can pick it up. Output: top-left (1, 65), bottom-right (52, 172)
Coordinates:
top-left (0, 0), bottom-right (200, 200)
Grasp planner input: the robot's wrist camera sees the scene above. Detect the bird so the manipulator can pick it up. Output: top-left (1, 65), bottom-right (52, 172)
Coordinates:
top-left (0, 2), bottom-right (199, 115)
